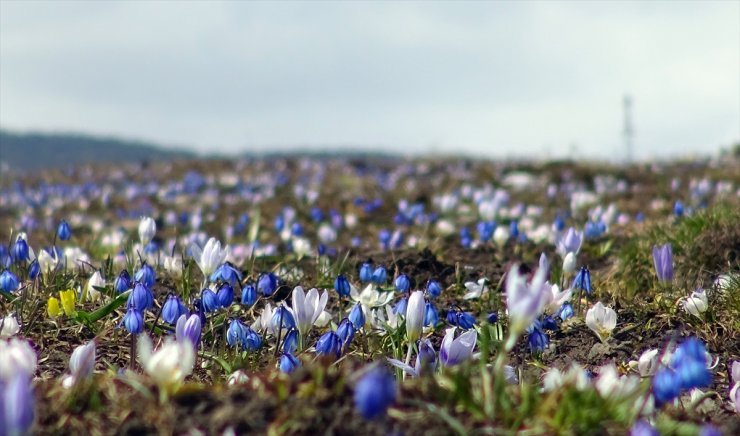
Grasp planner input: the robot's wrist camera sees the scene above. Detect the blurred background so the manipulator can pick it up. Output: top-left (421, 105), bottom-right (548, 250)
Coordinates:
top-left (0, 0), bottom-right (738, 167)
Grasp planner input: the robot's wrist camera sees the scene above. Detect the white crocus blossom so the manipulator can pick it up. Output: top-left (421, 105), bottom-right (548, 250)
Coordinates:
top-left (585, 302), bottom-right (617, 342)
top-left (595, 364), bottom-right (640, 399)
top-left (38, 248), bottom-right (59, 276)
top-left (557, 227), bottom-right (583, 257)
top-left (251, 303), bottom-right (275, 335)
top-left (406, 291), bottom-right (425, 343)
top-left (562, 252), bottom-right (577, 275)
top-left (290, 286), bottom-right (328, 336)
top-left (546, 284), bottom-right (572, 313)
top-left (505, 263), bottom-right (550, 350)
top-left (190, 237), bottom-right (229, 278)
top-left (291, 237), bottom-right (312, 259)
top-left (463, 278), bottom-right (490, 300)
top-left (542, 362), bottom-right (590, 392)
top-left (227, 370), bottom-right (250, 385)
top-left (440, 327), bottom-right (477, 366)
top-left (0, 314), bottom-right (20, 338)
top-left (138, 216), bottom-right (156, 246)
top-left (350, 283), bottom-right (394, 323)
top-left (63, 341), bottom-right (96, 388)
top-left (493, 226), bottom-right (510, 246)
top-left (163, 255), bottom-right (183, 276)
top-left (682, 289), bottom-right (708, 317)
top-left (137, 334), bottom-right (195, 394)
top-left (629, 349), bottom-right (659, 377)
top-left (0, 338), bottom-right (37, 380)
top-left (371, 305), bottom-right (400, 333)
top-left (83, 271), bottom-right (105, 303)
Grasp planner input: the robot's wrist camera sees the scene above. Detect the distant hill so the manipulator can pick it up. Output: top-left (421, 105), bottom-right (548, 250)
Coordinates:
top-left (0, 130), bottom-right (197, 171)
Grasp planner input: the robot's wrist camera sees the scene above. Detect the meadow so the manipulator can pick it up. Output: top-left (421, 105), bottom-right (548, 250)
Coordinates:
top-left (0, 156), bottom-right (738, 435)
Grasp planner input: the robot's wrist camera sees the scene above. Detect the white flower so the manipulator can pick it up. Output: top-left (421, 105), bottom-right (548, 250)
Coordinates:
top-left (545, 284), bottom-right (572, 313)
top-left (557, 227), bottom-right (583, 257)
top-left (63, 341), bottom-right (96, 388)
top-left (732, 361), bottom-right (740, 385)
top-left (406, 291), bottom-right (425, 343)
top-left (317, 224), bottom-right (337, 243)
top-left (585, 302), bottom-right (617, 342)
top-left (682, 289), bottom-right (708, 317)
top-left (83, 271), bottom-right (105, 303)
top-left (629, 348), bottom-right (659, 377)
top-left (38, 248), bottom-right (59, 276)
top-left (190, 237), bottom-right (229, 278)
top-left (505, 263), bottom-right (549, 350)
top-left (440, 327), bottom-right (476, 366)
top-left (138, 217), bottom-right (156, 246)
top-left (137, 334), bottom-right (194, 394)
top-left (227, 370), bottom-right (250, 385)
top-left (371, 305), bottom-right (400, 333)
top-left (291, 237), bottom-right (312, 259)
top-left (0, 314), bottom-right (20, 338)
top-left (163, 255), bottom-right (183, 276)
top-left (314, 310), bottom-right (332, 328)
top-left (562, 252), bottom-right (577, 275)
top-left (463, 278), bottom-right (489, 300)
top-left (493, 226), bottom-right (510, 246)
top-left (290, 286), bottom-right (328, 336)
top-left (0, 338), bottom-right (37, 380)
top-left (251, 303), bottom-right (275, 335)
top-left (542, 362), bottom-right (590, 392)
top-left (595, 363), bottom-right (639, 399)
top-left (350, 283), bottom-right (394, 323)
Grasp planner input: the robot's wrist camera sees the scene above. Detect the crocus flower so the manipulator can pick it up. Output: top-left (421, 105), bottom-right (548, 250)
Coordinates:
top-left (190, 237), bottom-right (229, 279)
top-left (652, 243), bottom-right (673, 283)
top-left (175, 314), bottom-right (202, 349)
top-left (57, 220), bottom-right (72, 241)
top-left (505, 263), bottom-right (549, 350)
top-left (83, 271), bottom-right (105, 303)
top-left (0, 314), bottom-right (20, 338)
top-left (290, 286), bottom-right (328, 337)
top-left (405, 291), bottom-right (425, 343)
top-left (354, 366), bottom-right (396, 420)
top-left (2, 373), bottom-right (35, 435)
top-left (585, 302), bottom-right (617, 342)
top-left (631, 419), bottom-right (659, 436)
top-left (37, 248), bottom-right (58, 276)
top-left (138, 216), bottom-right (156, 246)
top-left (562, 252), bottom-right (576, 275)
top-left (63, 341), bottom-right (96, 387)
top-left (682, 289), bottom-right (708, 317)
top-left (463, 278), bottom-right (489, 300)
top-left (632, 349), bottom-right (659, 377)
top-left (557, 227), bottom-right (583, 257)
top-left (137, 334), bottom-right (195, 395)
top-left (0, 338), bottom-right (38, 380)
top-left (440, 327), bottom-right (477, 367)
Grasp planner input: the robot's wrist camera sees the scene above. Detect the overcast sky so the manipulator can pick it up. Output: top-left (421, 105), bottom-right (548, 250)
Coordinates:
top-left (1, 1), bottom-right (738, 160)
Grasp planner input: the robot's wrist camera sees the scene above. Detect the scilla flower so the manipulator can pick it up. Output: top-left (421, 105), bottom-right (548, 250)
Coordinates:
top-left (162, 295), bottom-right (188, 325)
top-left (394, 274), bottom-right (410, 293)
top-left (585, 302), bottom-right (617, 343)
top-left (0, 270), bottom-right (19, 293)
top-left (359, 263), bottom-right (373, 283)
top-left (123, 306), bottom-right (144, 334)
top-left (114, 270), bottom-right (132, 294)
top-left (315, 331), bottom-right (341, 360)
top-left (349, 303), bottom-right (365, 330)
top-left (354, 365), bottom-right (396, 420)
top-left (334, 274), bottom-right (351, 298)
top-left (426, 280), bottom-right (442, 298)
top-left (241, 283), bottom-right (257, 307)
top-left (371, 266), bottom-right (387, 285)
top-left (57, 220), bottom-right (72, 241)
top-left (257, 272), bottom-right (279, 296)
top-left (134, 264), bottom-right (156, 289)
top-left (279, 353), bottom-right (301, 373)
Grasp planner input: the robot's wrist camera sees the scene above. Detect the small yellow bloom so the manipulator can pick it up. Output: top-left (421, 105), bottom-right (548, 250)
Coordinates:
top-left (47, 297), bottom-right (62, 318)
top-left (59, 289), bottom-right (76, 316)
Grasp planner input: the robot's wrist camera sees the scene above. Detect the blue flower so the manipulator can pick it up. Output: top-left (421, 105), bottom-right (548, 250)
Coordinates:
top-left (28, 260), bottom-right (40, 280)
top-left (423, 302), bottom-right (439, 327)
top-left (334, 274), bottom-right (351, 297)
top-left (57, 220), bottom-right (72, 241)
top-left (209, 263), bottom-right (242, 288)
top-left (426, 280), bottom-right (442, 298)
top-left (509, 220), bottom-right (519, 238)
top-left (201, 288), bottom-right (221, 313)
top-left (359, 263), bottom-right (373, 283)
top-left (477, 221), bottom-right (495, 242)
top-left (242, 327), bottom-right (262, 351)
top-left (337, 318), bottom-right (355, 353)
top-left (349, 303), bottom-right (365, 330)
top-left (393, 298), bottom-right (408, 315)
top-left (128, 282), bottom-right (153, 312)
top-left (310, 207), bottom-right (323, 222)
top-left (674, 200), bottom-right (684, 217)
top-left (217, 283), bottom-right (234, 308)
top-left (394, 274), bottom-right (410, 293)
top-left (542, 316), bottom-right (558, 331)
top-left (123, 306), bottom-right (144, 334)
top-left (283, 328), bottom-right (299, 354)
top-left (487, 312), bottom-right (499, 324)
top-left (271, 306), bottom-right (296, 332)
top-left (134, 264), bottom-right (156, 288)
top-left (162, 295), bottom-right (187, 325)
top-left (279, 353), bottom-right (301, 373)
top-left (241, 283), bottom-right (257, 307)
top-left (527, 322), bottom-right (549, 353)
top-left (291, 222), bottom-right (303, 236)
top-left (354, 366), bottom-right (396, 420)
top-left (114, 270), bottom-right (132, 294)
top-left (558, 302), bottom-right (574, 321)
top-left (227, 319), bottom-right (247, 347)
top-left (672, 338), bottom-right (711, 390)
top-left (372, 266), bottom-right (387, 285)
top-left (572, 267), bottom-right (592, 294)
top-left (257, 272), bottom-right (279, 296)
top-left (11, 238), bottom-right (29, 263)
top-left (630, 419), bottom-right (659, 436)
top-left (652, 368), bottom-right (681, 406)
top-left (378, 229), bottom-right (391, 250)
top-left (447, 309), bottom-right (476, 330)
top-left (316, 331), bottom-right (342, 360)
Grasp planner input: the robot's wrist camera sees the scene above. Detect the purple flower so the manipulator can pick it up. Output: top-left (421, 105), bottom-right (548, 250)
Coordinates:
top-left (652, 243), bottom-right (673, 282)
top-left (2, 373), bottom-right (35, 435)
top-left (176, 314), bottom-right (202, 348)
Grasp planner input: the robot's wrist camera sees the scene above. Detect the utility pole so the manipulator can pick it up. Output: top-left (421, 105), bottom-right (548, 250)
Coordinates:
top-left (622, 94), bottom-right (634, 163)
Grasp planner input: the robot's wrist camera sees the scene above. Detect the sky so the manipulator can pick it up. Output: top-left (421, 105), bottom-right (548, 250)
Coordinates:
top-left (1, 1), bottom-right (738, 161)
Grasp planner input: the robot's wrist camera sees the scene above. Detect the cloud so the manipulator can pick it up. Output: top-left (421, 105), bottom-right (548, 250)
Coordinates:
top-left (1, 1), bottom-right (738, 159)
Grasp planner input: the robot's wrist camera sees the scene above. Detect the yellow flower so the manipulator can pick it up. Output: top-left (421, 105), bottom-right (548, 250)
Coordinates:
top-left (59, 289), bottom-right (76, 316)
top-left (47, 297), bottom-right (62, 318)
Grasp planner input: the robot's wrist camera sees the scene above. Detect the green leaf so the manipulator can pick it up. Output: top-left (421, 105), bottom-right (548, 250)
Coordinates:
top-left (85, 291), bottom-right (130, 324)
top-left (0, 290), bottom-right (17, 302)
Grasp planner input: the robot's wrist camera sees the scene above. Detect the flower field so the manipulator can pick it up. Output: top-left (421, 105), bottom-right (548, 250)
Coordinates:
top-left (0, 156), bottom-right (738, 435)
